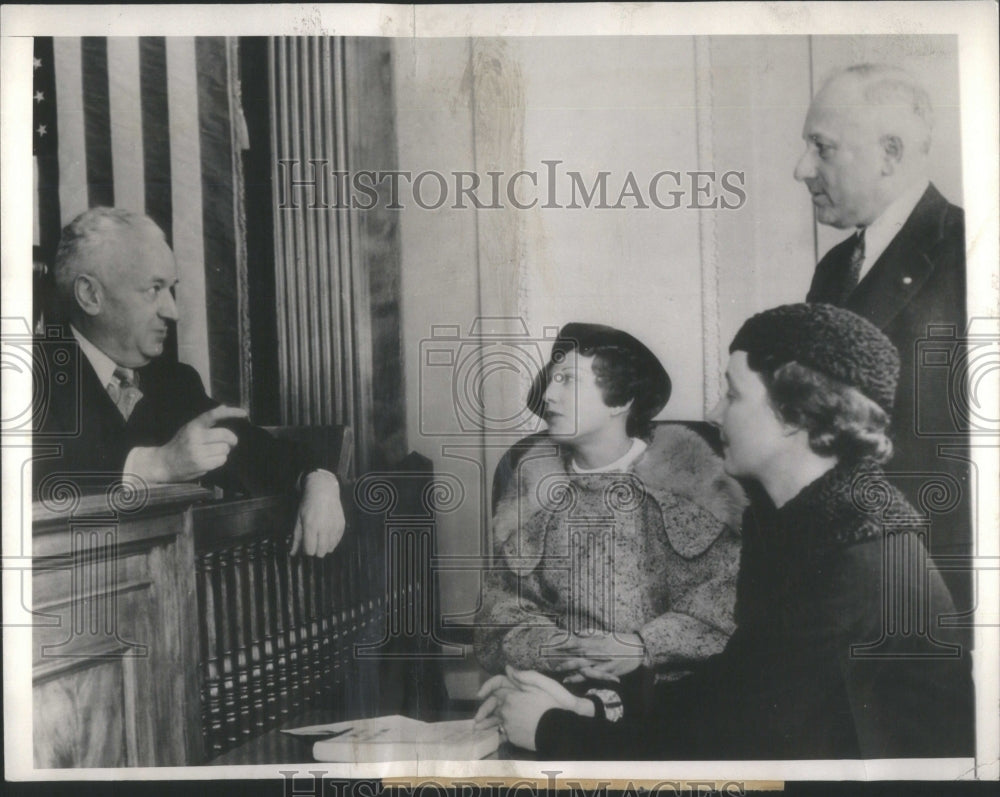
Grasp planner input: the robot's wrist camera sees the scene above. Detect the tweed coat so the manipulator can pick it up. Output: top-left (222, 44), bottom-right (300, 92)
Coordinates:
top-left (475, 425), bottom-right (746, 677)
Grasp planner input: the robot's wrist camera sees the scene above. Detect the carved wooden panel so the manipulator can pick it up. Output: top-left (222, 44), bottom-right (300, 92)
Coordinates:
top-left (32, 486), bottom-right (207, 767)
top-left (33, 660), bottom-right (127, 768)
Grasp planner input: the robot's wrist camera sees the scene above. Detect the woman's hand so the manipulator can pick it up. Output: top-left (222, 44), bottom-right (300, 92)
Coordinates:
top-left (474, 666), bottom-right (594, 751)
top-left (507, 666), bottom-right (589, 710)
top-left (549, 632), bottom-right (645, 683)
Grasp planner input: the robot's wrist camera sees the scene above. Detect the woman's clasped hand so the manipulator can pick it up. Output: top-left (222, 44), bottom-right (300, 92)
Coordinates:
top-left (473, 665), bottom-right (595, 751)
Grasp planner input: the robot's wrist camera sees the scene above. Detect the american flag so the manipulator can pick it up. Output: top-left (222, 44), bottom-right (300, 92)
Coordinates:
top-left (31, 36), bottom-right (250, 402)
top-left (33, 38), bottom-right (59, 328)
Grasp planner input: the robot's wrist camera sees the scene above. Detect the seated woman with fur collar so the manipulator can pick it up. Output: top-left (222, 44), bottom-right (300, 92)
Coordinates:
top-left (475, 305), bottom-right (974, 760)
top-left (474, 323), bottom-right (746, 701)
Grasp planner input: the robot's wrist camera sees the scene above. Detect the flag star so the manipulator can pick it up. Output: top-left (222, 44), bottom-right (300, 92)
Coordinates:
top-left (36, 124), bottom-right (47, 137)
top-left (34, 91), bottom-right (45, 103)
top-left (33, 57), bottom-right (42, 70)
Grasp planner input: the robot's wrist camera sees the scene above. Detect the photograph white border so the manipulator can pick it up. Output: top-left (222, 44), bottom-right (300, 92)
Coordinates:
top-left (2, 1), bottom-right (997, 784)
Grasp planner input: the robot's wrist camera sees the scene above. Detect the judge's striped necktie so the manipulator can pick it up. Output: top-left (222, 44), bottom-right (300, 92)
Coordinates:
top-left (839, 228), bottom-right (866, 303)
top-left (107, 367), bottom-right (143, 421)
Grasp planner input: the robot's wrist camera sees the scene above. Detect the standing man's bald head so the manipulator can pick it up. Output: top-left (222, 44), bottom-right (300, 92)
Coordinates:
top-left (794, 64), bottom-right (934, 229)
top-left (54, 207), bottom-right (179, 367)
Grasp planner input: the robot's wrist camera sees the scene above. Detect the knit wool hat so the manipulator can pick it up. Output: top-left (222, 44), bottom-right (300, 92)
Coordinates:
top-left (527, 322), bottom-right (671, 422)
top-left (729, 303), bottom-right (900, 415)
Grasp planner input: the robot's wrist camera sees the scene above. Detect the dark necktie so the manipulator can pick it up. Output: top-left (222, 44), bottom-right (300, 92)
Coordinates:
top-left (839, 228), bottom-right (866, 303)
top-left (107, 367), bottom-right (144, 421)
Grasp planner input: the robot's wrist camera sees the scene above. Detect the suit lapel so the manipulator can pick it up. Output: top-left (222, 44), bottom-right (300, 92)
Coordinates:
top-left (76, 344), bottom-right (130, 432)
top-left (808, 236), bottom-right (856, 303)
top-left (846, 185), bottom-right (949, 329)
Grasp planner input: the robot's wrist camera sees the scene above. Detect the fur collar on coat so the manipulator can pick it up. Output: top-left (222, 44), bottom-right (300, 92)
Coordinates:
top-left (493, 424), bottom-right (746, 563)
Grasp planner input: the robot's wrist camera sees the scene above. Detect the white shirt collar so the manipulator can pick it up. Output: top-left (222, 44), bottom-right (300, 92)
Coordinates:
top-left (570, 437), bottom-right (648, 474)
top-left (71, 325), bottom-right (121, 389)
top-left (857, 178), bottom-right (929, 282)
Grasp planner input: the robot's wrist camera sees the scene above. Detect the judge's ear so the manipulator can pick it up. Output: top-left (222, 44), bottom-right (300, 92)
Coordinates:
top-left (879, 134), bottom-right (904, 173)
top-left (73, 274), bottom-right (103, 316)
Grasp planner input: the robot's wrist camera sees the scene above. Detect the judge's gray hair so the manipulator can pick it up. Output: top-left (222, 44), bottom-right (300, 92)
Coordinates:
top-left (53, 207), bottom-right (167, 307)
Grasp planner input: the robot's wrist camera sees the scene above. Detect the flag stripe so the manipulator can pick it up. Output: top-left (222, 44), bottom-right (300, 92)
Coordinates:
top-left (46, 35), bottom-right (223, 387)
top-left (107, 38), bottom-right (144, 213)
top-left (52, 37), bottom-right (87, 223)
top-left (166, 37), bottom-right (211, 389)
top-left (139, 37), bottom-right (173, 246)
top-left (80, 37), bottom-right (114, 207)
top-left (197, 37), bottom-right (241, 404)
top-left (34, 157), bottom-right (41, 247)
top-left (33, 36), bottom-right (61, 255)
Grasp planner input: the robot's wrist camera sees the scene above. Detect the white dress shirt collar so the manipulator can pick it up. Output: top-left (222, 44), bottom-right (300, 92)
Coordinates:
top-left (71, 325), bottom-right (121, 389)
top-left (857, 178), bottom-right (929, 282)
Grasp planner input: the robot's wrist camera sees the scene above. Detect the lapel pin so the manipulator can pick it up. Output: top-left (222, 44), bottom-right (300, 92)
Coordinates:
top-left (902, 276), bottom-right (913, 286)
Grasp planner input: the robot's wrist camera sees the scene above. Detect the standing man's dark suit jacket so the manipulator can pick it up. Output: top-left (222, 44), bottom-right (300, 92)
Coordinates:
top-left (32, 334), bottom-right (314, 498)
top-left (806, 183), bottom-right (970, 604)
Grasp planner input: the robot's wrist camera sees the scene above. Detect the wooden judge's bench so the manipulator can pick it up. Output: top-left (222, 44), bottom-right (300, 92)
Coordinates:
top-left (31, 438), bottom-right (460, 768)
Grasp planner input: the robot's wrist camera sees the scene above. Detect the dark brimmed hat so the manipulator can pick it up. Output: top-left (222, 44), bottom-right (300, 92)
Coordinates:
top-left (729, 303), bottom-right (900, 415)
top-left (527, 322), bottom-right (671, 421)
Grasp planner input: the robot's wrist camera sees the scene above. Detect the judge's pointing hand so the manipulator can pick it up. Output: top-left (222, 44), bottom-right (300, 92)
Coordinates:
top-left (134, 405), bottom-right (248, 483)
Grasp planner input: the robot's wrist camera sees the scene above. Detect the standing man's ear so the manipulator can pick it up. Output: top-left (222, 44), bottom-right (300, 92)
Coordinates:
top-left (880, 134), bottom-right (904, 173)
top-left (73, 274), bottom-right (102, 316)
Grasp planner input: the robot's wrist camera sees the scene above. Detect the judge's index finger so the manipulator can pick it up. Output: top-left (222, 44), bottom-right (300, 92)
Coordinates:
top-left (197, 405), bottom-right (249, 427)
top-left (202, 428), bottom-right (239, 447)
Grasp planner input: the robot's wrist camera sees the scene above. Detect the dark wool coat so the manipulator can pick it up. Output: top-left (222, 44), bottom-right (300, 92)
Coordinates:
top-left (536, 460), bottom-right (975, 760)
top-left (807, 183), bottom-right (971, 593)
top-left (475, 425), bottom-right (746, 677)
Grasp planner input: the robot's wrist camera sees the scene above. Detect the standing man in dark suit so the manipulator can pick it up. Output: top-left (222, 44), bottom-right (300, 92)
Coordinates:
top-left (34, 207), bottom-right (344, 557)
top-left (794, 64), bottom-right (969, 600)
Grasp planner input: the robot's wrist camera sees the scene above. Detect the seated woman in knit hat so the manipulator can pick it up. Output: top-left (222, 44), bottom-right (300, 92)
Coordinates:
top-left (474, 322), bottom-right (746, 699)
top-left (475, 304), bottom-right (974, 760)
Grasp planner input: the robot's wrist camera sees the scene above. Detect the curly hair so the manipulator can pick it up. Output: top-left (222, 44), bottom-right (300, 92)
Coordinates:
top-left (748, 356), bottom-right (893, 464)
top-left (569, 342), bottom-right (659, 440)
